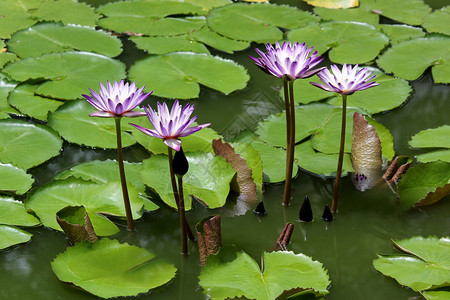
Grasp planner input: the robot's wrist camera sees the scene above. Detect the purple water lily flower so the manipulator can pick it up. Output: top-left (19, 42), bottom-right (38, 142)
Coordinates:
top-left (249, 41), bottom-right (325, 80)
top-left (310, 64), bottom-right (379, 95)
top-left (83, 80), bottom-right (152, 118)
top-left (131, 100), bottom-right (210, 151)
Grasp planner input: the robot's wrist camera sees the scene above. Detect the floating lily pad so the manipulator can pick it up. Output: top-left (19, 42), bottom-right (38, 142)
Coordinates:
top-left (183, 0), bottom-right (231, 10)
top-left (305, 0), bottom-right (358, 9)
top-left (376, 24), bottom-right (425, 45)
top-left (51, 238), bottom-right (177, 298)
top-left (0, 119), bottom-right (62, 169)
top-left (32, 0), bottom-right (100, 27)
top-left (314, 7), bottom-right (378, 24)
top-left (97, 0), bottom-right (204, 36)
top-left (0, 197), bottom-right (40, 226)
top-left (207, 3), bottom-right (319, 43)
top-left (2, 51), bottom-right (126, 100)
top-left (377, 37), bottom-right (450, 83)
top-left (360, 0), bottom-right (431, 25)
top-left (0, 0), bottom-right (38, 38)
top-left (26, 178), bottom-right (145, 236)
top-left (422, 290), bottom-right (450, 300)
top-left (288, 22), bottom-right (389, 64)
top-left (128, 52), bottom-right (249, 99)
top-left (0, 225), bottom-right (32, 250)
top-left (416, 150), bottom-right (450, 163)
top-left (199, 248), bottom-right (330, 299)
top-left (296, 67), bottom-right (411, 114)
top-left (48, 100), bottom-right (137, 149)
top-left (8, 23), bottom-right (123, 58)
top-left (190, 26), bottom-right (250, 54)
top-left (130, 115), bottom-right (220, 154)
top-left (140, 152), bottom-right (236, 210)
top-left (0, 73), bottom-right (19, 118)
top-left (423, 6), bottom-right (450, 35)
top-left (294, 141), bottom-right (353, 177)
top-left (131, 35), bottom-right (210, 55)
top-left (0, 163), bottom-right (34, 195)
top-left (398, 161), bottom-right (450, 207)
top-left (0, 52), bottom-right (18, 69)
top-left (409, 125), bottom-right (450, 149)
top-left (8, 83), bottom-right (64, 121)
top-left (373, 236), bottom-right (450, 292)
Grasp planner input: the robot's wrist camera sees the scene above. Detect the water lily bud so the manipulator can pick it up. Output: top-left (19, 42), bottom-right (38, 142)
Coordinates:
top-left (322, 204), bottom-right (334, 222)
top-left (253, 201), bottom-right (267, 216)
top-left (172, 147), bottom-right (189, 176)
top-left (299, 196), bottom-right (313, 222)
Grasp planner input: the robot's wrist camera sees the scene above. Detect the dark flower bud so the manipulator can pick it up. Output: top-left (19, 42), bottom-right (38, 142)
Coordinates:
top-left (172, 147), bottom-right (189, 176)
top-left (322, 204), bottom-right (333, 222)
top-left (299, 196), bottom-right (313, 222)
top-left (253, 201), bottom-right (267, 216)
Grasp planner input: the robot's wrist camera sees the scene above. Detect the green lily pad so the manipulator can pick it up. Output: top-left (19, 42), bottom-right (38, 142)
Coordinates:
top-left (314, 7), bottom-right (379, 25)
top-left (0, 197), bottom-right (40, 226)
top-left (377, 37), bottom-right (450, 83)
top-left (376, 24), bottom-right (425, 45)
top-left (288, 22), bottom-right (389, 64)
top-left (0, 225), bottom-right (32, 250)
top-left (8, 23), bottom-right (122, 58)
top-left (96, 0), bottom-right (204, 36)
top-left (250, 139), bottom-right (299, 183)
top-left (422, 290), bottom-right (450, 300)
top-left (130, 35), bottom-right (210, 55)
top-left (0, 163), bottom-right (34, 195)
top-left (409, 125), bottom-right (450, 149)
top-left (8, 83), bottom-right (64, 121)
top-left (398, 161), bottom-right (450, 207)
top-left (26, 178), bottom-right (145, 236)
top-left (2, 51), bottom-right (126, 100)
top-left (295, 140), bottom-right (353, 177)
top-left (298, 67), bottom-right (411, 114)
top-left (416, 150), bottom-right (450, 163)
top-left (207, 3), bottom-right (319, 43)
top-left (423, 6), bottom-right (450, 35)
top-left (0, 119), bottom-right (63, 169)
top-left (140, 152), bottom-right (236, 210)
top-left (360, 0), bottom-right (431, 25)
top-left (51, 238), bottom-right (177, 298)
top-left (0, 52), bottom-right (19, 69)
top-left (199, 248), bottom-right (330, 299)
top-left (0, 0), bottom-right (38, 39)
top-left (48, 100), bottom-right (137, 149)
top-left (128, 52), bottom-right (249, 99)
top-left (130, 115), bottom-right (220, 154)
top-left (190, 26), bottom-right (250, 54)
top-left (0, 73), bottom-right (19, 119)
top-left (373, 236), bottom-right (450, 292)
top-left (32, 0), bottom-right (100, 27)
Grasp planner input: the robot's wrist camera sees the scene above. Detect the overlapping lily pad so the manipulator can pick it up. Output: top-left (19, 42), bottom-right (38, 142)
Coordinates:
top-left (0, 163), bottom-right (34, 195)
top-left (423, 6), bottom-right (450, 35)
top-left (48, 100), bottom-right (137, 149)
top-left (0, 52), bottom-right (18, 69)
top-left (0, 0), bottom-right (38, 38)
top-left (128, 52), bottom-right (249, 99)
top-left (2, 51), bottom-right (126, 100)
top-left (376, 24), bottom-right (425, 45)
top-left (199, 248), bottom-right (331, 299)
top-left (51, 238), bottom-right (177, 298)
top-left (0, 225), bottom-right (33, 250)
top-left (294, 67), bottom-right (411, 114)
top-left (8, 83), bottom-right (64, 121)
top-left (140, 152), bottom-right (236, 210)
top-left (7, 23), bottom-right (123, 58)
top-left (26, 178), bottom-right (145, 236)
top-left (314, 7), bottom-right (378, 24)
top-left (0, 119), bottom-right (62, 169)
top-left (377, 37), bottom-right (450, 83)
top-left (422, 290), bottom-right (450, 300)
top-left (409, 125), bottom-right (450, 149)
top-left (360, 0), bottom-right (431, 25)
top-left (96, 0), bottom-right (205, 36)
top-left (32, 0), bottom-right (100, 27)
top-left (207, 3), bottom-right (319, 43)
top-left (0, 73), bottom-right (19, 119)
top-left (373, 236), bottom-right (450, 292)
top-left (288, 22), bottom-right (389, 64)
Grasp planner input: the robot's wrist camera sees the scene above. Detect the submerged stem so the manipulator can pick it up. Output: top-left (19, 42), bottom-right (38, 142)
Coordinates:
top-left (115, 117), bottom-right (135, 231)
top-left (331, 94), bottom-right (348, 215)
top-left (283, 80), bottom-right (296, 206)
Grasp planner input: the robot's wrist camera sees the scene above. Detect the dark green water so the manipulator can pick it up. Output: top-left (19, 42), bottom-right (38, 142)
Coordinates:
top-left (1, 0), bottom-right (449, 299)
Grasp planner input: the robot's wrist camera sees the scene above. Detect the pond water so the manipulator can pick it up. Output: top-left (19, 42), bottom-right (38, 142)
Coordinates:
top-left (1, 0), bottom-right (449, 299)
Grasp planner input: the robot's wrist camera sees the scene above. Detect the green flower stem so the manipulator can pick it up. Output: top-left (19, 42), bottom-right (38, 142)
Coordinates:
top-left (168, 147), bottom-right (188, 255)
top-left (283, 80), bottom-right (295, 206)
top-left (331, 94), bottom-right (348, 215)
top-left (114, 117), bottom-right (135, 231)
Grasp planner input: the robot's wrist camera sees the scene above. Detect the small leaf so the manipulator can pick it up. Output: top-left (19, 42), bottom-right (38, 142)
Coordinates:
top-left (0, 163), bottom-right (34, 195)
top-left (51, 238), bottom-right (177, 298)
top-left (0, 197), bottom-right (40, 227)
top-left (351, 113), bottom-right (382, 191)
top-left (0, 225), bottom-right (32, 250)
top-left (421, 290), bottom-right (450, 300)
top-left (196, 215), bottom-right (222, 267)
top-left (32, 0), bottom-right (100, 27)
top-left (398, 161), bottom-right (450, 207)
top-left (305, 0), bottom-right (359, 9)
top-left (128, 52), bottom-right (249, 99)
top-left (56, 206), bottom-right (98, 244)
top-left (423, 6), bottom-right (450, 35)
top-left (360, 0), bottom-right (431, 25)
top-left (416, 150), bottom-right (450, 163)
top-left (409, 125), bottom-right (450, 149)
